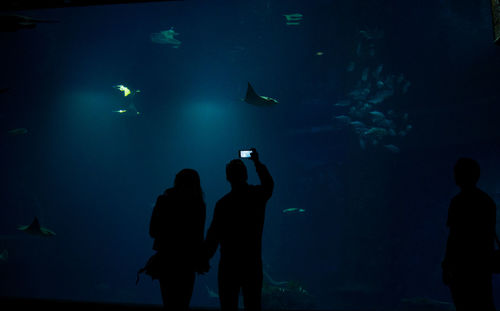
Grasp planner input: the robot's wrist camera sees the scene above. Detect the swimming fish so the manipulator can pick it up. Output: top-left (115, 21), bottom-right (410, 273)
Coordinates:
top-left (363, 127), bottom-right (388, 138)
top-left (150, 27), bottom-right (181, 47)
top-left (282, 208), bottom-right (306, 214)
top-left (369, 111), bottom-right (385, 119)
top-left (18, 217), bottom-right (56, 237)
top-left (244, 83), bottom-right (278, 107)
top-left (0, 249), bottom-right (7, 262)
top-left (334, 115), bottom-right (351, 124)
top-left (384, 144), bottom-right (400, 153)
top-left (7, 128), bottom-right (28, 136)
top-left (0, 15), bottom-right (59, 32)
top-left (205, 285), bottom-right (219, 299)
top-left (284, 13), bottom-right (303, 22)
top-left (113, 110), bottom-right (127, 114)
top-left (334, 100), bottom-right (351, 107)
top-left (349, 121), bottom-right (366, 128)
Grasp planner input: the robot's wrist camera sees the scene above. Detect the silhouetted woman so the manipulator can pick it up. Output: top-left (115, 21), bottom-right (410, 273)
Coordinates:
top-left (149, 169), bottom-right (206, 310)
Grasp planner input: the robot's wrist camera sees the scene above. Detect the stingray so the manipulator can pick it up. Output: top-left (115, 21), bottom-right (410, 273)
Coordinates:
top-left (244, 83), bottom-right (279, 107)
top-left (18, 217), bottom-right (56, 237)
top-left (150, 27), bottom-right (181, 48)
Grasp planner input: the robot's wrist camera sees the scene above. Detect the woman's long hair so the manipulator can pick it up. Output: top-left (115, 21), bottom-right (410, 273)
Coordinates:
top-left (172, 168), bottom-right (205, 205)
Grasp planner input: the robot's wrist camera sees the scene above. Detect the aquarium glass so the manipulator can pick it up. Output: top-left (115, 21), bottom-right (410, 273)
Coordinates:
top-left (1, 0), bottom-right (499, 309)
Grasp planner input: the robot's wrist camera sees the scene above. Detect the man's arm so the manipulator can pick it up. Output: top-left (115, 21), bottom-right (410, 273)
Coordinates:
top-left (204, 205), bottom-right (220, 260)
top-left (251, 149), bottom-right (274, 199)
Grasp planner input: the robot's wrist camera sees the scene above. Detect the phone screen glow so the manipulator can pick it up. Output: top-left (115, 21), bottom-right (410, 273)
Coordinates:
top-left (240, 150), bottom-right (253, 158)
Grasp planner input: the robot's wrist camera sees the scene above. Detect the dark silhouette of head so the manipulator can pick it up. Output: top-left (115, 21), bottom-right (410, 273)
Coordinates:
top-left (454, 158), bottom-right (480, 189)
top-left (173, 168), bottom-right (203, 200)
top-left (226, 159), bottom-right (248, 186)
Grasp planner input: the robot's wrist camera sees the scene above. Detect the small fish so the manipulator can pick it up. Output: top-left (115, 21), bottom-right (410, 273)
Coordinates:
top-left (361, 68), bottom-right (369, 81)
top-left (359, 138), bottom-right (366, 150)
top-left (205, 285), bottom-right (219, 299)
top-left (316, 51), bottom-right (324, 56)
top-left (349, 121), bottom-right (366, 128)
top-left (384, 144), bottom-right (400, 153)
top-left (283, 13), bottom-right (303, 22)
top-left (349, 88), bottom-right (370, 101)
top-left (367, 89), bottom-right (394, 105)
top-left (334, 100), bottom-right (351, 107)
top-left (356, 42), bottom-right (362, 56)
top-left (286, 22), bottom-right (301, 26)
top-left (0, 249), bottom-right (7, 262)
top-left (7, 128), bottom-right (28, 136)
top-left (347, 61), bottom-right (355, 72)
top-left (282, 208), bottom-right (306, 214)
top-left (363, 127), bottom-right (388, 138)
top-left (373, 64), bottom-right (383, 79)
top-left (402, 81), bottom-right (411, 94)
top-left (369, 111), bottom-right (385, 119)
top-left (18, 217), bottom-right (56, 237)
top-left (334, 115), bottom-right (351, 124)
top-left (113, 110), bottom-right (127, 114)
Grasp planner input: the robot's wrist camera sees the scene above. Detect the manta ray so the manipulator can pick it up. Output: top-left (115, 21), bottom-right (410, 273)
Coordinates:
top-left (244, 82), bottom-right (279, 107)
top-left (18, 217), bottom-right (56, 237)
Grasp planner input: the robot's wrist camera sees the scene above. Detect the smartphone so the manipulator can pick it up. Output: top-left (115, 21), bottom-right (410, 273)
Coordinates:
top-left (239, 149), bottom-right (253, 159)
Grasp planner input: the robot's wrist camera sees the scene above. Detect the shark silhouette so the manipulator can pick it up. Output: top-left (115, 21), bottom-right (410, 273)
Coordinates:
top-left (0, 15), bottom-right (59, 32)
top-left (18, 217), bottom-right (56, 237)
top-left (244, 82), bottom-right (279, 107)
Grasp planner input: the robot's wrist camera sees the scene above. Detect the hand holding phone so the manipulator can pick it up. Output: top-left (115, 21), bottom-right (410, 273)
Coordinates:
top-left (239, 148), bottom-right (259, 162)
top-left (239, 149), bottom-right (253, 159)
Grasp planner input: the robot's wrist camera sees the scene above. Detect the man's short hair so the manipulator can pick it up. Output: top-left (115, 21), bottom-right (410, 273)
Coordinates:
top-left (226, 159), bottom-right (248, 184)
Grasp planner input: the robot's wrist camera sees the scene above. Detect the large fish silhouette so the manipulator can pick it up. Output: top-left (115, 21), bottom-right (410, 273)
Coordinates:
top-left (244, 83), bottom-right (279, 107)
top-left (18, 217), bottom-right (56, 237)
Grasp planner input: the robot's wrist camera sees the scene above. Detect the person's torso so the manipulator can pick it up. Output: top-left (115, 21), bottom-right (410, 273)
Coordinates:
top-left (216, 185), bottom-right (268, 261)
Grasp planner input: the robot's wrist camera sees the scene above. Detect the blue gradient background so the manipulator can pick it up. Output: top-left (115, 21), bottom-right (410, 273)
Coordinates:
top-left (1, 0), bottom-right (499, 309)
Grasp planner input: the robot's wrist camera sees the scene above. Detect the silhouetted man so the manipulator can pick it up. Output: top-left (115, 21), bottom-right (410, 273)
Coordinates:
top-left (205, 149), bottom-right (274, 311)
top-left (442, 158), bottom-right (497, 311)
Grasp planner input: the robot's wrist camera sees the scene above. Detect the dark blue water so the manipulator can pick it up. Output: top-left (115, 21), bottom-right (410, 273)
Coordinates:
top-left (1, 0), bottom-right (499, 309)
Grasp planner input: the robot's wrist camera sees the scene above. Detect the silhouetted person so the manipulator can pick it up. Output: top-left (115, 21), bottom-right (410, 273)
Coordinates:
top-left (149, 169), bottom-right (207, 310)
top-left (205, 149), bottom-right (274, 311)
top-left (442, 158), bottom-right (497, 311)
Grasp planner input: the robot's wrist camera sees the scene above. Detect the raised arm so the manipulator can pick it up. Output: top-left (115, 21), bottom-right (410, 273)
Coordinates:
top-left (251, 149), bottom-right (274, 198)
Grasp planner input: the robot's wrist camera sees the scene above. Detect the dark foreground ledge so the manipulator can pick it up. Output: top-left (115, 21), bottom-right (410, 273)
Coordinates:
top-left (0, 297), bottom-right (325, 311)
